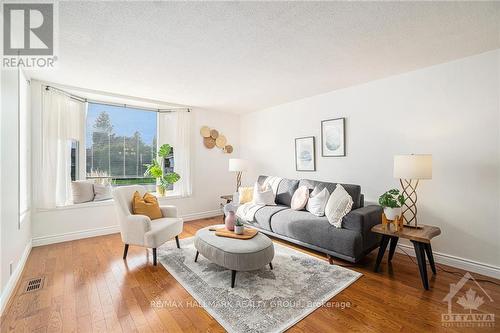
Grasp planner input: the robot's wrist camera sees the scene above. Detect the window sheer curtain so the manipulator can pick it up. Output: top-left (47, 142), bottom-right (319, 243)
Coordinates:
top-left (158, 111), bottom-right (192, 196)
top-left (38, 89), bottom-right (86, 208)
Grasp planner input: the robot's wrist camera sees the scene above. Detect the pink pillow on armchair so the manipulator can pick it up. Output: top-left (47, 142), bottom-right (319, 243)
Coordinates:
top-left (290, 185), bottom-right (309, 210)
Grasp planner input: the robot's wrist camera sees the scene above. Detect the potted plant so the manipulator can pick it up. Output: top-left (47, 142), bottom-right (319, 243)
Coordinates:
top-left (234, 218), bottom-right (245, 235)
top-left (378, 189), bottom-right (405, 221)
top-left (144, 144), bottom-right (180, 196)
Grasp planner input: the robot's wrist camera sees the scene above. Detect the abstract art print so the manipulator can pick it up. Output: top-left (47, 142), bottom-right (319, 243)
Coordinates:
top-left (321, 118), bottom-right (345, 157)
top-left (295, 136), bottom-right (316, 171)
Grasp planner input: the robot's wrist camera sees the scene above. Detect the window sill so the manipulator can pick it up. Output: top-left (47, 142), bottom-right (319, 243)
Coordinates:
top-left (36, 192), bottom-right (190, 212)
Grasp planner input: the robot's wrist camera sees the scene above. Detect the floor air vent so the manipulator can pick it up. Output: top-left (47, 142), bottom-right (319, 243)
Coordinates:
top-left (24, 277), bottom-right (44, 293)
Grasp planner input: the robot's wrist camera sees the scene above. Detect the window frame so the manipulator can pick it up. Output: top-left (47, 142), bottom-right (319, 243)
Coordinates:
top-left (84, 101), bottom-right (164, 192)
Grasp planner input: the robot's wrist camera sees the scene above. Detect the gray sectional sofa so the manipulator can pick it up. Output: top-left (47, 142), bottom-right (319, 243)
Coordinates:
top-left (242, 175), bottom-right (382, 263)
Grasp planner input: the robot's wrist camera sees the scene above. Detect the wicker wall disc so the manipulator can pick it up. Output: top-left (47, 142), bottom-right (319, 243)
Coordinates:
top-left (203, 137), bottom-right (216, 149)
top-left (210, 129), bottom-right (219, 139)
top-left (215, 135), bottom-right (227, 148)
top-left (224, 145), bottom-right (233, 154)
top-left (200, 126), bottom-right (211, 137)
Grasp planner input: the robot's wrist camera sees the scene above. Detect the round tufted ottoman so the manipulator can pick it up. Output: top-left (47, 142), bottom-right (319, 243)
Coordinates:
top-left (194, 225), bottom-right (275, 288)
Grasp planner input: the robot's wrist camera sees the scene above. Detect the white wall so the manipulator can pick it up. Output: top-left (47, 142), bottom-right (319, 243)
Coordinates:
top-left (30, 80), bottom-right (240, 244)
top-left (0, 69), bottom-right (32, 313)
top-left (241, 50), bottom-right (500, 272)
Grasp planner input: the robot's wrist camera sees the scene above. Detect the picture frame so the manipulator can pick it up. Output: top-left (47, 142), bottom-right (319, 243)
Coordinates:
top-left (295, 136), bottom-right (316, 171)
top-left (321, 117), bottom-right (345, 157)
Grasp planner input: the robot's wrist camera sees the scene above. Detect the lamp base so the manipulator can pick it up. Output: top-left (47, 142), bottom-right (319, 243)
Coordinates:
top-left (403, 223), bottom-right (423, 229)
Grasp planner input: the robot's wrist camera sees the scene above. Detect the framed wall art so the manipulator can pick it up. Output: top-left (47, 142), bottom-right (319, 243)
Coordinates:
top-left (321, 117), bottom-right (345, 157)
top-left (295, 136), bottom-right (316, 171)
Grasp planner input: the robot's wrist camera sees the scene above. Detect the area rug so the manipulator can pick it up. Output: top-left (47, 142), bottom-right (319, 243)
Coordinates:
top-left (158, 237), bottom-right (361, 333)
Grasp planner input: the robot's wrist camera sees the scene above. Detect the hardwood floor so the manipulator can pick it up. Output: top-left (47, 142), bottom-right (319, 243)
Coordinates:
top-left (1, 216), bottom-right (499, 332)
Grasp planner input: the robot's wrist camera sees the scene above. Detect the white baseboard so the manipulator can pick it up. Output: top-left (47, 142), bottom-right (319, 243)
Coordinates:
top-left (396, 244), bottom-right (500, 279)
top-left (0, 240), bottom-right (32, 316)
top-left (32, 209), bottom-right (222, 247)
top-left (182, 209), bottom-right (222, 222)
top-left (32, 225), bottom-right (121, 247)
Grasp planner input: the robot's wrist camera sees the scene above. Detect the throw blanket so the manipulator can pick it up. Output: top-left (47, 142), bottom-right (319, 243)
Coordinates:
top-left (236, 176), bottom-right (282, 222)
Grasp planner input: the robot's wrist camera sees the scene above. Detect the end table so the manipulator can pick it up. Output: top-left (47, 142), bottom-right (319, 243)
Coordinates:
top-left (371, 223), bottom-right (441, 290)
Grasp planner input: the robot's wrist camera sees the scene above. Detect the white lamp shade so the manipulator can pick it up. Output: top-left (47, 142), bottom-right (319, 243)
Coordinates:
top-left (229, 158), bottom-right (248, 172)
top-left (394, 154), bottom-right (432, 180)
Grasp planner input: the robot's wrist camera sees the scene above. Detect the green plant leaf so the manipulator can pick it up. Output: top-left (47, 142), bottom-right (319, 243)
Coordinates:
top-left (158, 144), bottom-right (172, 158)
top-left (163, 172), bottom-right (180, 184)
top-left (144, 160), bottom-right (162, 178)
top-left (379, 189), bottom-right (404, 208)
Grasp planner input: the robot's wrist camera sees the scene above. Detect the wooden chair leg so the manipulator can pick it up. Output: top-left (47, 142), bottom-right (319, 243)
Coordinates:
top-left (123, 244), bottom-right (129, 259)
top-left (175, 236), bottom-right (180, 249)
top-left (153, 248), bottom-right (157, 266)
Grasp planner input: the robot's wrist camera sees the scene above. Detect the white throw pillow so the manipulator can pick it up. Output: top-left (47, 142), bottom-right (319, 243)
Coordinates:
top-left (290, 185), bottom-right (309, 210)
top-left (93, 183), bottom-right (112, 201)
top-left (325, 184), bottom-right (354, 228)
top-left (71, 180), bottom-right (94, 204)
top-left (306, 187), bottom-right (330, 217)
top-left (252, 183), bottom-right (276, 206)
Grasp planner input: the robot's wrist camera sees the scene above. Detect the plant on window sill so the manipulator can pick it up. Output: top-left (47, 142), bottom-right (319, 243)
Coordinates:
top-left (144, 143), bottom-right (180, 196)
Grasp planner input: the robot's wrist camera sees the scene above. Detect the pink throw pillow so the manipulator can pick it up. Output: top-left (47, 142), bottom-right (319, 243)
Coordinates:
top-left (291, 185), bottom-right (309, 210)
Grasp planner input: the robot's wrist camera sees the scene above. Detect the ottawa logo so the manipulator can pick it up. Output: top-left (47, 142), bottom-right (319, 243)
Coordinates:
top-left (442, 272), bottom-right (495, 328)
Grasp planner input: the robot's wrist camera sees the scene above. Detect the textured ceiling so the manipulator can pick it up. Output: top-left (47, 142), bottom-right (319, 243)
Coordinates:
top-left (27, 1), bottom-right (500, 113)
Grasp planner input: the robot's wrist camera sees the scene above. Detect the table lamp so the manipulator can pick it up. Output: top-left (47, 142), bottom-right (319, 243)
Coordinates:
top-left (393, 154), bottom-right (432, 228)
top-left (229, 158), bottom-right (247, 191)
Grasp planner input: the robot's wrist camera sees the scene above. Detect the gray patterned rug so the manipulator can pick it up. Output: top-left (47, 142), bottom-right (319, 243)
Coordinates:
top-left (158, 237), bottom-right (361, 333)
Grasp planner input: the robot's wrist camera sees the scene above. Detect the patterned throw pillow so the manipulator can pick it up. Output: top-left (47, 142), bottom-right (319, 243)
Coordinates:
top-left (306, 187), bottom-right (330, 217)
top-left (132, 191), bottom-right (162, 220)
top-left (290, 185), bottom-right (309, 210)
top-left (238, 186), bottom-right (254, 204)
top-left (325, 184), bottom-right (354, 228)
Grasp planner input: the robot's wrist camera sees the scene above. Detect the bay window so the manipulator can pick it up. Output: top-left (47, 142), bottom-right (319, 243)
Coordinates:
top-left (39, 86), bottom-right (191, 209)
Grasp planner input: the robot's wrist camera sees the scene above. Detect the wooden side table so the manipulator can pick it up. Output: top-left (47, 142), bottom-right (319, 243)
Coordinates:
top-left (371, 223), bottom-right (441, 290)
top-left (220, 195), bottom-right (233, 204)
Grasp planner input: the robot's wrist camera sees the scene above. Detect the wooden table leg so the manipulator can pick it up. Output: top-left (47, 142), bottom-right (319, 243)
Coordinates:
top-left (411, 241), bottom-right (429, 290)
top-left (374, 235), bottom-right (390, 272)
top-left (424, 243), bottom-right (436, 275)
top-left (388, 236), bottom-right (399, 262)
top-left (231, 270), bottom-right (237, 288)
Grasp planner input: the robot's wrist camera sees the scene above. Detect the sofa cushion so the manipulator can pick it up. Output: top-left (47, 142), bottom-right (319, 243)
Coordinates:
top-left (276, 178), bottom-right (299, 206)
top-left (270, 209), bottom-right (363, 259)
top-left (299, 178), bottom-right (362, 209)
top-left (291, 185), bottom-right (309, 210)
top-left (71, 180), bottom-right (94, 203)
top-left (250, 205), bottom-right (289, 231)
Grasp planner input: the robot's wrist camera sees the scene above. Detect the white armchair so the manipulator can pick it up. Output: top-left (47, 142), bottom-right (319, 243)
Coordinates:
top-left (112, 185), bottom-right (184, 265)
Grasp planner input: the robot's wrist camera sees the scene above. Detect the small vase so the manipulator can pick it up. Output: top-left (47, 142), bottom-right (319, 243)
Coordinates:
top-left (156, 185), bottom-right (165, 197)
top-left (225, 211), bottom-right (236, 231)
top-left (384, 207), bottom-right (401, 221)
top-left (234, 225), bottom-right (244, 235)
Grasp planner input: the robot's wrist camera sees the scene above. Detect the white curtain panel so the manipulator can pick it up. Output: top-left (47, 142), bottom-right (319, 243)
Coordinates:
top-left (174, 111), bottom-right (192, 196)
top-left (158, 110), bottom-right (192, 196)
top-left (39, 89), bottom-right (86, 208)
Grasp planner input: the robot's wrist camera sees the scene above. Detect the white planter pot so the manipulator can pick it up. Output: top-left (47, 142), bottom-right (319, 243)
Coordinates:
top-left (234, 225), bottom-right (244, 235)
top-left (384, 207), bottom-right (401, 221)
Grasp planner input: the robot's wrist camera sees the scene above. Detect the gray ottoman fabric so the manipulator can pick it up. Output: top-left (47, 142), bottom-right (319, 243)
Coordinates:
top-left (194, 226), bottom-right (274, 271)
